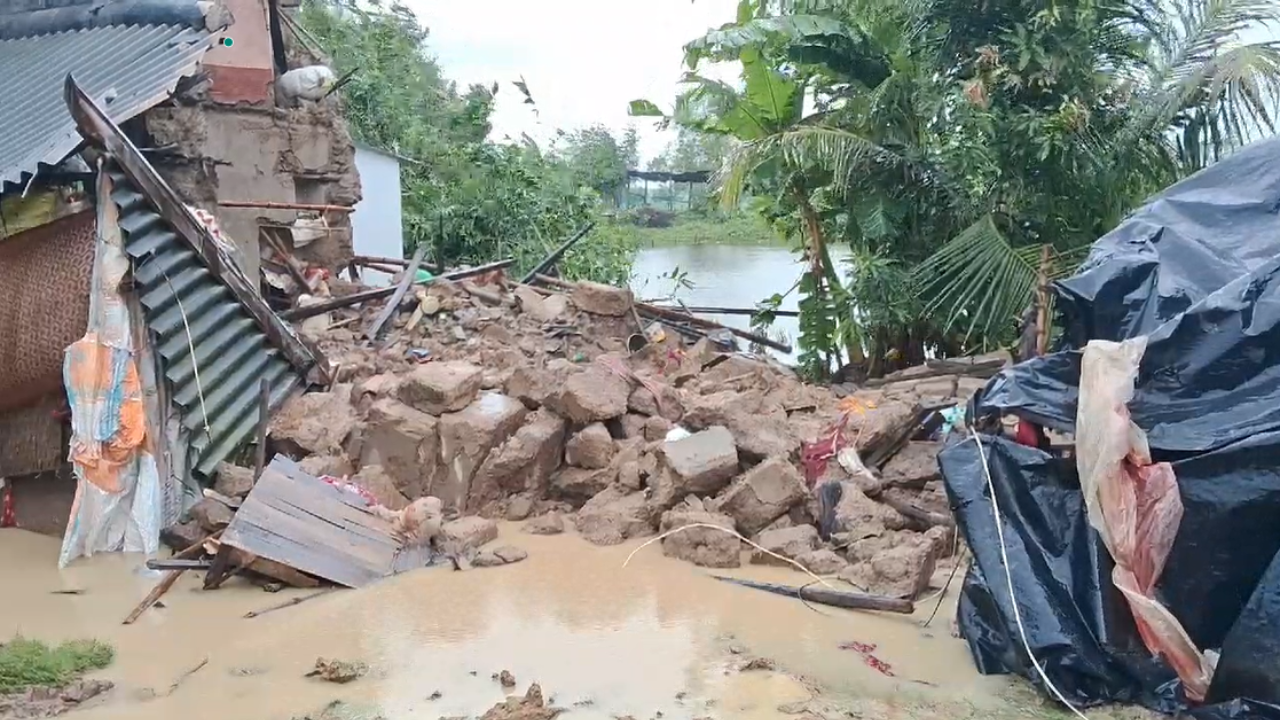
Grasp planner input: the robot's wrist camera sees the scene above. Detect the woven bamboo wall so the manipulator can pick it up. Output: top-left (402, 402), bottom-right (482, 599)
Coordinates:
top-left (0, 210), bottom-right (95, 413)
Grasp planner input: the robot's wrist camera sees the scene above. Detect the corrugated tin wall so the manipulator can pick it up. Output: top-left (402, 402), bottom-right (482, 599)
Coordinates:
top-left (107, 165), bottom-right (303, 482)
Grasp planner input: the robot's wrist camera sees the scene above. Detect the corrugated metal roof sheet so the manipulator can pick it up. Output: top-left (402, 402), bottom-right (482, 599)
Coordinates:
top-left (106, 165), bottom-right (306, 481)
top-left (0, 21), bottom-right (217, 190)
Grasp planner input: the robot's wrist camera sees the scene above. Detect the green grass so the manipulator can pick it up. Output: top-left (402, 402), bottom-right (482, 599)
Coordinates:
top-left (630, 213), bottom-right (787, 248)
top-left (0, 636), bottom-right (114, 693)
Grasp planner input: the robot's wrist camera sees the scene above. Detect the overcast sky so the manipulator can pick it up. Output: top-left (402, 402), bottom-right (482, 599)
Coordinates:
top-left (405, 0), bottom-right (740, 164)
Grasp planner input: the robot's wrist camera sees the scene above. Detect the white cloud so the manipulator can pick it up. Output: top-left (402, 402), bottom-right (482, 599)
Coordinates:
top-left (404, 0), bottom-right (740, 163)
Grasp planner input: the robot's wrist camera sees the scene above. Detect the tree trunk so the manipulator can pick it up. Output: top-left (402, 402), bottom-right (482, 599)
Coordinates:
top-left (793, 186), bottom-right (864, 365)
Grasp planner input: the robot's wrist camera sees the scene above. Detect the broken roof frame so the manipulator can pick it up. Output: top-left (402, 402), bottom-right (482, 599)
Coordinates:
top-left (64, 73), bottom-right (328, 388)
top-left (64, 73), bottom-right (329, 482)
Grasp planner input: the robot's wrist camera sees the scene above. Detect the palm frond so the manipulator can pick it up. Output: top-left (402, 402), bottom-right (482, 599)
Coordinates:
top-left (715, 125), bottom-right (909, 206)
top-left (912, 215), bottom-right (1041, 345)
top-left (684, 14), bottom-right (856, 68)
top-left (1123, 0), bottom-right (1280, 160)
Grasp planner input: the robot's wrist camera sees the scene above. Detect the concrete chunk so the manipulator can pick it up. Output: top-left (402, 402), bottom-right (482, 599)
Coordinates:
top-left (659, 508), bottom-right (740, 568)
top-left (550, 465), bottom-right (616, 503)
top-left (713, 457), bottom-right (807, 535)
top-left (441, 516), bottom-right (499, 552)
top-left (468, 408), bottom-right (566, 512)
top-left (270, 385), bottom-right (358, 456)
top-left (575, 486), bottom-right (656, 546)
top-left (213, 462), bottom-right (255, 499)
top-left (565, 422), bottom-right (615, 469)
top-left (360, 398), bottom-right (441, 500)
top-left (350, 464), bottom-right (409, 510)
top-left (751, 525), bottom-right (820, 566)
top-left (841, 531), bottom-right (939, 599)
top-left (572, 281), bottom-right (632, 316)
top-left (795, 548), bottom-right (849, 575)
top-left (652, 426), bottom-right (739, 508)
top-left (190, 497), bottom-right (234, 532)
top-left (399, 361), bottom-right (483, 414)
top-left (548, 367), bottom-right (630, 423)
top-left (435, 393), bottom-right (528, 511)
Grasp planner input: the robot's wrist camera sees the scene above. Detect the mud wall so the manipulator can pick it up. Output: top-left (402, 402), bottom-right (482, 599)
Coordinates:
top-left (202, 0), bottom-right (275, 104)
top-left (145, 0), bottom-right (362, 281)
top-left (146, 102), bottom-right (361, 280)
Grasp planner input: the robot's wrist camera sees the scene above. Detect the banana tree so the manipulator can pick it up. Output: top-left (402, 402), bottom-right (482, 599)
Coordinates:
top-left (630, 0), bottom-right (915, 374)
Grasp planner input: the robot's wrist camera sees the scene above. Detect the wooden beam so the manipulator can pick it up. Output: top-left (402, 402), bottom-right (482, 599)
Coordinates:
top-left (365, 242), bottom-right (429, 342)
top-left (280, 258), bottom-right (513, 321)
top-left (219, 200), bottom-right (353, 212)
top-left (64, 74), bottom-right (328, 386)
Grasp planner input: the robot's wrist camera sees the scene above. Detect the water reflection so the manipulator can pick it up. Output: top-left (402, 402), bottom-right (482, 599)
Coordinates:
top-left (630, 244), bottom-right (851, 361)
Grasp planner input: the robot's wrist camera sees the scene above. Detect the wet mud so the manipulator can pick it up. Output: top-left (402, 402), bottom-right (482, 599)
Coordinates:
top-left (0, 526), bottom-right (1015, 720)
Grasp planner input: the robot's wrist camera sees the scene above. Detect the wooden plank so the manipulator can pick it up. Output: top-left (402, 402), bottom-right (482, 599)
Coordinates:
top-left (280, 258), bottom-right (514, 322)
top-left (365, 242), bottom-right (429, 342)
top-left (63, 75), bottom-right (328, 387)
top-left (220, 461), bottom-right (430, 588)
top-left (223, 473), bottom-right (389, 587)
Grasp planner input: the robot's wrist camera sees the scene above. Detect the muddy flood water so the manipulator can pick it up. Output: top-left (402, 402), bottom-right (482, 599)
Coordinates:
top-left (0, 522), bottom-right (1062, 720)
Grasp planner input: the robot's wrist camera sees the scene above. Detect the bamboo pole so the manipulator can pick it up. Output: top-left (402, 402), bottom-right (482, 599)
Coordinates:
top-left (218, 200), bottom-right (354, 213)
top-left (280, 259), bottom-right (513, 321)
top-left (123, 530), bottom-right (223, 624)
top-left (1035, 245), bottom-right (1053, 356)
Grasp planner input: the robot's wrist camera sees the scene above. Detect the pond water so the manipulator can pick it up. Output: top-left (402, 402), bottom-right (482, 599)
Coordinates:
top-left (630, 243), bottom-right (850, 361)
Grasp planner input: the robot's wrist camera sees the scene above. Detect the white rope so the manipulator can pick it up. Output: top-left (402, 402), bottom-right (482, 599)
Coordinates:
top-left (971, 430), bottom-right (1090, 720)
top-left (155, 260), bottom-right (212, 439)
top-left (623, 522), bottom-right (841, 592)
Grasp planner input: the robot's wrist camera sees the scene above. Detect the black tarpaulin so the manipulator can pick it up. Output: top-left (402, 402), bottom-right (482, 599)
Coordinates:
top-left (943, 134), bottom-right (1280, 717)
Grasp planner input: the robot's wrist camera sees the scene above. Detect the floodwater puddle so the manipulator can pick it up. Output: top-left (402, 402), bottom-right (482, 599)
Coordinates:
top-left (0, 525), bottom-right (1013, 720)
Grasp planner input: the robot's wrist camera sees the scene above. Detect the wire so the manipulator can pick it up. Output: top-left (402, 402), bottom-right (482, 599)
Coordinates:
top-left (922, 531), bottom-right (966, 628)
top-left (623, 522), bottom-right (841, 592)
top-left (971, 430), bottom-right (1090, 720)
top-left (152, 257), bottom-right (212, 440)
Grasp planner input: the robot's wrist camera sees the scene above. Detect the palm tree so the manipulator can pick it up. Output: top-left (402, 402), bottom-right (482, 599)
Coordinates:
top-left (646, 0), bottom-right (1280, 368)
top-left (911, 0), bottom-right (1280, 345)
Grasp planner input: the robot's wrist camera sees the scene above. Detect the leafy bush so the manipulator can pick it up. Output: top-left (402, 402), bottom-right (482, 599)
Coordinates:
top-left (300, 0), bottom-right (636, 285)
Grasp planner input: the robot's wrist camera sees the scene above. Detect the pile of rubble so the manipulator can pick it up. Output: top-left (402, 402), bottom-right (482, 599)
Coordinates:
top-left (177, 271), bottom-right (1005, 600)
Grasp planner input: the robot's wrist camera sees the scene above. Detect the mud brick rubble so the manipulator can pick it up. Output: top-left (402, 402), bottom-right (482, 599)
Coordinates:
top-left (178, 274), bottom-right (1000, 600)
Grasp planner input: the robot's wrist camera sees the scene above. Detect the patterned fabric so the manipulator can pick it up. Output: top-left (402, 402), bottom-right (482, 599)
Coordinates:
top-left (0, 211), bottom-right (95, 413)
top-left (59, 169), bottom-right (162, 568)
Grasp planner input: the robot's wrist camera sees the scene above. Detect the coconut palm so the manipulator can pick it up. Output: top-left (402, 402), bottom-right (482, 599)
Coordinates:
top-left (647, 0), bottom-right (1280, 367)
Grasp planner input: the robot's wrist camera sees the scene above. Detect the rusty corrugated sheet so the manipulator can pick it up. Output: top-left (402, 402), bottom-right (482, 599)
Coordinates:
top-left (107, 165), bottom-right (306, 481)
top-left (0, 20), bottom-right (218, 191)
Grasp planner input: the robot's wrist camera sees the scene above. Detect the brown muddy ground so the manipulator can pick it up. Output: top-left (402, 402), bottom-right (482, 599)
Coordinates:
top-left (0, 526), bottom-right (1134, 720)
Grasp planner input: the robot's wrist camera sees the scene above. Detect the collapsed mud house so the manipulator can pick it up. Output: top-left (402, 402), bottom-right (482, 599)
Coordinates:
top-left (0, 0), bottom-right (358, 543)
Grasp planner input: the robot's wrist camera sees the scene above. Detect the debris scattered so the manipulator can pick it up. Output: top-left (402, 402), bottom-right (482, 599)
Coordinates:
top-left (132, 263), bottom-right (1003, 616)
top-left (0, 678), bottom-right (113, 718)
top-left (495, 669), bottom-right (517, 688)
top-left (838, 641), bottom-right (894, 677)
top-left (479, 683), bottom-right (563, 720)
top-left (738, 657), bottom-right (776, 672)
top-left (306, 658), bottom-right (368, 684)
